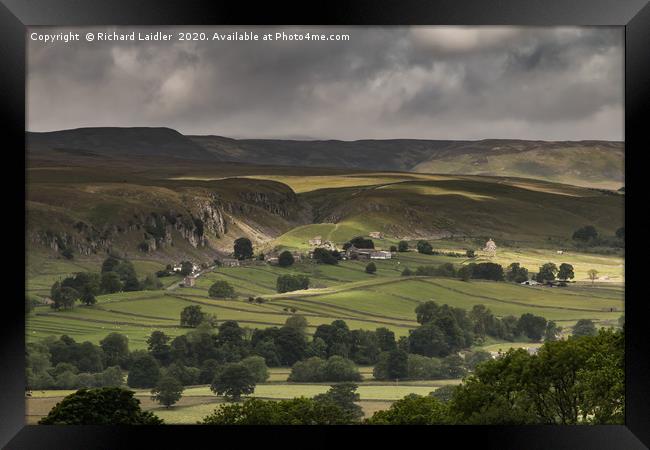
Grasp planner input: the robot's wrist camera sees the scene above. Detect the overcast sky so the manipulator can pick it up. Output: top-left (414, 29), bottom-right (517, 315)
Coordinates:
top-left (27, 26), bottom-right (623, 141)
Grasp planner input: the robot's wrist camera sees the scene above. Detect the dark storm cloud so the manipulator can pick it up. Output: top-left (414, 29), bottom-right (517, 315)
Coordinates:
top-left (27, 26), bottom-right (623, 140)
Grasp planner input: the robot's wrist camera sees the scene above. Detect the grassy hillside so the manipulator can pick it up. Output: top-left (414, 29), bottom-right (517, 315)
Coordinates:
top-left (27, 255), bottom-right (624, 351)
top-left (190, 135), bottom-right (623, 189)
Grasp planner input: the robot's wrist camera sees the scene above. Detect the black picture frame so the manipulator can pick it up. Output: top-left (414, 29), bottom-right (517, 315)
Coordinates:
top-left (2, 0), bottom-right (648, 448)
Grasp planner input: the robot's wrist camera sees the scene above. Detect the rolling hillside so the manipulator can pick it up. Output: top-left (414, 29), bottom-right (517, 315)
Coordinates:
top-left (27, 127), bottom-right (623, 189)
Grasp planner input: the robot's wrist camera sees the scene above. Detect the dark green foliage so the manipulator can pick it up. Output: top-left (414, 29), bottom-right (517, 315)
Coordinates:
top-left (200, 397), bottom-right (356, 425)
top-left (274, 326), bottom-right (307, 365)
top-left (536, 262), bottom-right (558, 283)
top-left (165, 363), bottom-right (200, 386)
top-left (208, 280), bottom-right (236, 298)
top-left (127, 353), bottom-right (161, 388)
top-left (375, 327), bottom-right (397, 352)
top-left (373, 349), bottom-right (409, 380)
top-left (99, 333), bottom-right (129, 368)
top-left (615, 227), bottom-right (624, 240)
top-left (288, 356), bottom-right (361, 382)
top-left (47, 336), bottom-right (104, 373)
top-left (573, 319), bottom-right (597, 337)
top-left (464, 350), bottom-right (493, 371)
top-left (558, 263), bottom-right (575, 281)
top-left (466, 262), bottom-right (505, 281)
top-left (517, 313), bottom-right (547, 341)
top-left (398, 240), bottom-right (409, 252)
top-left (313, 383), bottom-right (363, 420)
top-left (416, 240), bottom-right (433, 254)
top-left (343, 236), bottom-right (375, 250)
top-left (466, 249), bottom-right (475, 258)
top-left (278, 250), bottom-right (295, 267)
top-left (544, 321), bottom-right (561, 342)
top-left (39, 387), bottom-right (162, 425)
top-left (50, 286), bottom-right (79, 310)
top-left (141, 273), bottom-right (163, 290)
top-left (573, 225), bottom-right (598, 242)
top-left (505, 263), bottom-right (529, 283)
top-left (366, 394), bottom-right (449, 425)
top-left (430, 385), bottom-right (457, 403)
top-left (180, 305), bottom-right (207, 328)
top-left (276, 274), bottom-right (310, 293)
top-left (401, 267), bottom-right (413, 276)
top-left (147, 331), bottom-right (172, 366)
top-left (442, 354), bottom-right (467, 378)
top-left (100, 271), bottom-right (122, 293)
top-left (449, 329), bottom-right (624, 425)
top-left (177, 261), bottom-right (192, 276)
top-left (240, 356), bottom-right (269, 383)
top-left (101, 257), bottom-right (121, 274)
top-left (151, 375), bottom-right (184, 408)
top-left (457, 265), bottom-right (473, 281)
top-left (210, 362), bottom-right (256, 401)
top-left (234, 237), bottom-right (254, 260)
top-left (365, 262), bottom-right (377, 274)
top-left (312, 247), bottom-right (339, 264)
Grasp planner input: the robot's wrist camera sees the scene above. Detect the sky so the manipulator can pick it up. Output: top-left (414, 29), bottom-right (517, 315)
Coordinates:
top-left (27, 26), bottom-right (624, 141)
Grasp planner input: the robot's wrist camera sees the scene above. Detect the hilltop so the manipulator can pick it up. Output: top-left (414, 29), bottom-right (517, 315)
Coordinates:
top-left (27, 127), bottom-right (623, 189)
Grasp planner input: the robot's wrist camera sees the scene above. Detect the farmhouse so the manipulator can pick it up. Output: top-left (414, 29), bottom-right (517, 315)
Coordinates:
top-left (370, 250), bottom-right (392, 260)
top-left (309, 236), bottom-right (323, 246)
top-left (520, 279), bottom-right (540, 286)
top-left (183, 276), bottom-right (196, 287)
top-left (346, 245), bottom-right (372, 260)
top-left (369, 231), bottom-right (383, 239)
top-left (220, 258), bottom-right (240, 267)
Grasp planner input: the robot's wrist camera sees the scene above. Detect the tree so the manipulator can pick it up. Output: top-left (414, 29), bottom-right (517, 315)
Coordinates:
top-left (180, 305), bottom-right (206, 328)
top-left (464, 350), bottom-right (493, 371)
top-left (211, 363), bottom-right (256, 401)
top-left (127, 353), bottom-right (161, 388)
top-left (288, 357), bottom-right (326, 382)
top-left (344, 236), bottom-right (374, 250)
top-left (313, 383), bottom-right (363, 421)
top-left (572, 225), bottom-right (598, 242)
top-left (457, 265), bottom-right (473, 281)
top-left (234, 237), bottom-right (254, 260)
top-left (274, 326), bottom-right (307, 366)
top-left (50, 286), bottom-right (79, 310)
top-left (284, 315), bottom-right (308, 334)
top-left (101, 256), bottom-right (121, 274)
top-left (505, 263), bottom-right (529, 283)
top-left (587, 269), bottom-right (599, 285)
top-left (365, 262), bottom-right (377, 274)
top-left (147, 331), bottom-right (172, 366)
top-left (390, 245), bottom-right (398, 252)
top-left (312, 247), bottom-right (338, 265)
top-left (278, 251), bottom-right (295, 267)
top-left (100, 272), bottom-right (123, 294)
top-left (180, 261), bottom-right (193, 276)
top-left (208, 280), bottom-right (236, 299)
top-left (385, 349), bottom-right (409, 380)
top-left (573, 319), bottom-right (597, 337)
top-left (615, 227), bottom-right (624, 241)
top-left (99, 333), bottom-right (129, 368)
top-left (544, 321), bottom-right (562, 342)
top-left (416, 240), bottom-right (433, 255)
top-left (366, 394), bottom-right (448, 425)
top-left (240, 356), bottom-right (269, 383)
top-left (558, 263), bottom-right (575, 282)
top-left (375, 327), bottom-right (397, 352)
top-left (468, 262), bottom-right (505, 281)
top-left (200, 397), bottom-right (355, 425)
top-left (276, 274), bottom-right (309, 293)
top-left (517, 313), bottom-right (547, 341)
top-left (466, 249), bottom-right (476, 258)
top-left (39, 387), bottom-right (162, 425)
top-left (398, 241), bottom-right (409, 252)
top-left (409, 323), bottom-right (450, 357)
top-left (151, 376), bottom-right (184, 408)
top-left (401, 267), bottom-right (413, 276)
top-left (536, 263), bottom-right (558, 283)
top-left (322, 356), bottom-right (362, 382)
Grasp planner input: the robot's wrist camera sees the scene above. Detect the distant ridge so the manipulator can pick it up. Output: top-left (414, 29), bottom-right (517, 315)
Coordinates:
top-left (28, 127), bottom-right (213, 161)
top-left (26, 127), bottom-right (624, 189)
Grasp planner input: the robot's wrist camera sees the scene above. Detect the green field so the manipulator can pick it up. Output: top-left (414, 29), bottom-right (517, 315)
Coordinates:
top-left (26, 366), bottom-right (462, 424)
top-left (27, 250), bottom-right (624, 350)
